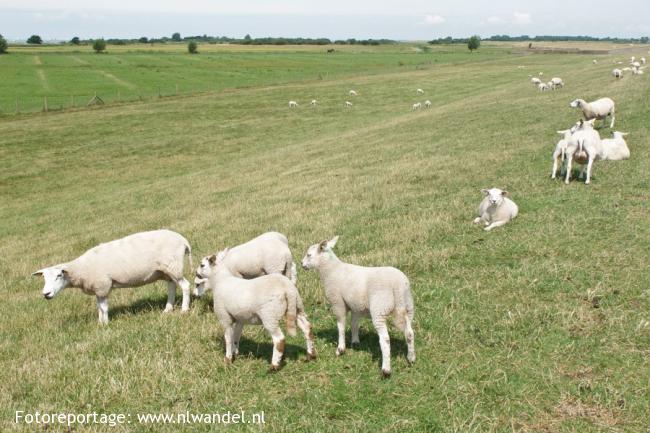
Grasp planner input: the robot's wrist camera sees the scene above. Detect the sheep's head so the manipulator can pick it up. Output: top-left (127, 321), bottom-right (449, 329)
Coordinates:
top-left (481, 188), bottom-right (508, 206)
top-left (569, 99), bottom-right (582, 108)
top-left (32, 266), bottom-right (70, 300)
top-left (194, 249), bottom-right (229, 296)
top-left (301, 236), bottom-right (339, 270)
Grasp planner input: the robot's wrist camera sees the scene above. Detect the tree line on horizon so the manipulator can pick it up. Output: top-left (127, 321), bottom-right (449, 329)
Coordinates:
top-left (429, 34), bottom-right (650, 44)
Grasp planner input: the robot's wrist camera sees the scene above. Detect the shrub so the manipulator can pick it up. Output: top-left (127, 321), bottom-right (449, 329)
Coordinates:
top-left (188, 41), bottom-right (198, 54)
top-left (468, 35), bottom-right (481, 52)
top-left (27, 35), bottom-right (42, 44)
top-left (0, 34), bottom-right (7, 54)
top-left (93, 39), bottom-right (106, 53)
top-left (172, 32), bottom-right (181, 42)
top-left (70, 36), bottom-right (80, 45)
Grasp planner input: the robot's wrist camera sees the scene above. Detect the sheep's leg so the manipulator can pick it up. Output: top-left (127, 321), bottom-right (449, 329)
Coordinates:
top-left (402, 315), bottom-right (416, 364)
top-left (266, 326), bottom-right (285, 371)
top-left (371, 315), bottom-right (391, 377)
top-left (351, 311), bottom-right (361, 345)
top-left (223, 324), bottom-right (234, 364)
top-left (585, 156), bottom-right (595, 185)
top-left (552, 153), bottom-right (561, 179)
top-left (333, 306), bottom-right (347, 356)
top-left (178, 278), bottom-right (191, 312)
top-left (232, 321), bottom-right (244, 357)
top-left (164, 281), bottom-right (176, 313)
top-left (96, 296), bottom-right (109, 325)
top-left (484, 220), bottom-right (508, 231)
top-left (565, 155), bottom-right (573, 184)
top-left (609, 109), bottom-right (615, 129)
top-left (297, 313), bottom-right (316, 360)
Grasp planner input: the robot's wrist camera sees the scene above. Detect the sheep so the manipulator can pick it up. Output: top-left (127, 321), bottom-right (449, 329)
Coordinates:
top-left (349, 90), bottom-right (358, 96)
top-left (194, 231), bottom-right (297, 297)
top-left (630, 56), bottom-right (636, 63)
top-left (600, 131), bottom-right (630, 161)
top-left (301, 236), bottom-right (414, 377)
top-left (531, 77), bottom-right (542, 85)
top-left (569, 97), bottom-right (615, 128)
top-left (539, 72), bottom-right (544, 76)
top-left (631, 61), bottom-right (641, 68)
top-left (551, 77), bottom-right (564, 89)
top-left (288, 101), bottom-right (298, 108)
top-left (564, 119), bottom-right (603, 184)
top-left (412, 102), bottom-right (422, 111)
top-left (633, 67), bottom-right (644, 75)
top-left (546, 81), bottom-right (555, 90)
top-left (593, 59), bottom-right (598, 64)
top-left (424, 100), bottom-right (432, 108)
top-left (538, 82), bottom-right (550, 91)
top-left (33, 229), bottom-right (193, 324)
top-left (345, 101), bottom-right (353, 108)
top-left (551, 129), bottom-right (573, 179)
top-left (310, 99), bottom-right (317, 106)
top-left (416, 88), bottom-right (424, 95)
top-left (201, 249), bottom-right (316, 370)
top-left (473, 188), bottom-right (518, 231)
top-left (641, 57), bottom-right (646, 65)
top-left (612, 68), bottom-right (623, 78)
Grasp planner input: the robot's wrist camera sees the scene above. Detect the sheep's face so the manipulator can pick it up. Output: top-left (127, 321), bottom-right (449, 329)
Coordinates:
top-left (33, 267), bottom-right (70, 300)
top-left (301, 236), bottom-right (339, 270)
top-left (569, 99), bottom-right (582, 108)
top-left (482, 188), bottom-right (507, 206)
top-left (194, 256), bottom-right (213, 296)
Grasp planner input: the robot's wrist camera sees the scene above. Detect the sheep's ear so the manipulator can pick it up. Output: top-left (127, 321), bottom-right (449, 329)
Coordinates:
top-left (61, 269), bottom-right (68, 276)
top-left (318, 240), bottom-right (328, 252)
top-left (32, 269), bottom-right (44, 277)
top-left (326, 236), bottom-right (339, 249)
top-left (501, 190), bottom-right (508, 196)
top-left (208, 255), bottom-right (217, 265)
top-left (481, 189), bottom-right (489, 195)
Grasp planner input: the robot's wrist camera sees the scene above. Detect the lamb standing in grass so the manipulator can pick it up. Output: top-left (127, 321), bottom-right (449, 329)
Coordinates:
top-left (349, 90), bottom-right (358, 96)
top-left (551, 129), bottom-right (573, 179)
top-left (301, 236), bottom-right (414, 377)
top-left (33, 229), bottom-right (193, 324)
top-left (570, 97), bottom-right (615, 128)
top-left (424, 100), bottom-right (432, 108)
top-left (612, 68), bottom-right (623, 79)
top-left (345, 101), bottom-right (353, 108)
top-left (551, 77), bottom-right (564, 89)
top-left (310, 99), bottom-right (317, 106)
top-left (194, 231), bottom-right (297, 296)
top-left (473, 188), bottom-right (518, 231)
top-left (412, 102), bottom-right (422, 110)
top-left (416, 88), bottom-right (424, 95)
top-left (289, 101), bottom-right (298, 108)
top-left (202, 249), bottom-right (316, 370)
top-left (531, 77), bottom-right (542, 85)
top-left (538, 82), bottom-right (550, 91)
top-left (600, 131), bottom-right (630, 161)
top-left (564, 119), bottom-right (603, 184)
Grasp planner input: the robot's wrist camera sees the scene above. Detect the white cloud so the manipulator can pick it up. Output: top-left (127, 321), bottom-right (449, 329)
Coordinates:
top-left (422, 14), bottom-right (445, 25)
top-left (512, 12), bottom-right (532, 25)
top-left (486, 16), bottom-right (502, 24)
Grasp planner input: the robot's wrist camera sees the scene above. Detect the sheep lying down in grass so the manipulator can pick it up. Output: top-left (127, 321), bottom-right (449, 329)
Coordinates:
top-left (198, 249), bottom-right (316, 370)
top-left (301, 236), bottom-right (415, 377)
top-left (33, 229), bottom-right (193, 324)
top-left (473, 188), bottom-right (518, 231)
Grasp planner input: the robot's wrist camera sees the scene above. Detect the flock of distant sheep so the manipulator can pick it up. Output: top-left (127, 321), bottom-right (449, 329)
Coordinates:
top-left (33, 51), bottom-right (645, 378)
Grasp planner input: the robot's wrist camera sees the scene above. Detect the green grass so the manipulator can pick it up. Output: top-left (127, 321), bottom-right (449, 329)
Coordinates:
top-left (1, 43), bottom-right (649, 432)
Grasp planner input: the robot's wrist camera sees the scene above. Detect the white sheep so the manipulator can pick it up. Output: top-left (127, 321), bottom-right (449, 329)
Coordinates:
top-left (612, 68), bottom-right (623, 78)
top-left (551, 129), bottom-right (573, 179)
top-left (569, 97), bottom-right (615, 128)
top-left (593, 59), bottom-right (598, 64)
top-left (633, 67), bottom-right (644, 75)
top-left (600, 131), bottom-right (630, 161)
top-left (631, 61), bottom-right (641, 68)
top-left (539, 72), bottom-right (544, 76)
top-left (288, 101), bottom-right (298, 108)
top-left (531, 77), bottom-right (542, 85)
top-left (194, 231), bottom-right (296, 296)
top-left (345, 101), bottom-right (353, 108)
top-left (424, 100), bottom-right (432, 108)
top-left (551, 77), bottom-right (564, 89)
top-left (349, 90), bottom-right (358, 96)
top-left (564, 119), bottom-right (603, 184)
top-left (538, 82), bottom-right (550, 91)
top-left (473, 188), bottom-right (518, 231)
top-left (416, 88), bottom-right (424, 95)
top-left (310, 99), bottom-right (317, 106)
top-left (641, 57), bottom-right (646, 65)
top-left (412, 102), bottom-right (422, 110)
top-left (201, 249), bottom-right (316, 370)
top-left (301, 236), bottom-right (414, 377)
top-left (33, 230), bottom-right (193, 324)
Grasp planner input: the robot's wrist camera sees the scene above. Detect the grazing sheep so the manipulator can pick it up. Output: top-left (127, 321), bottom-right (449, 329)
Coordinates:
top-left (345, 101), bottom-right (353, 108)
top-left (288, 101), bottom-right (298, 108)
top-left (424, 100), bottom-right (432, 108)
top-left (33, 230), bottom-right (193, 324)
top-left (600, 131), bottom-right (630, 161)
top-left (630, 56), bottom-right (636, 63)
top-left (633, 67), bottom-right (644, 75)
top-left (551, 77), bottom-right (564, 89)
top-left (538, 82), bottom-right (550, 91)
top-left (570, 97), bottom-right (615, 128)
top-left (539, 72), bottom-right (544, 76)
top-left (593, 59), bottom-right (598, 64)
top-left (310, 99), bottom-right (317, 106)
top-left (551, 129), bottom-right (573, 179)
top-left (203, 249), bottom-right (316, 370)
top-left (194, 231), bottom-right (296, 296)
top-left (416, 88), bottom-right (424, 95)
top-left (564, 119), bottom-right (603, 184)
top-left (531, 77), bottom-right (542, 85)
top-left (473, 188), bottom-right (518, 231)
top-left (641, 57), bottom-right (646, 65)
top-left (412, 102), bottom-right (422, 110)
top-left (631, 61), bottom-right (641, 68)
top-left (349, 90), bottom-right (358, 96)
top-left (612, 68), bottom-right (623, 78)
top-left (301, 236), bottom-right (414, 377)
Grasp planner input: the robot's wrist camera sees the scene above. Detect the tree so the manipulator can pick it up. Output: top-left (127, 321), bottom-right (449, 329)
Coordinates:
top-left (92, 39), bottom-right (106, 53)
top-left (70, 36), bottom-right (80, 45)
top-left (27, 35), bottom-right (42, 44)
top-left (139, 37), bottom-right (148, 43)
top-left (468, 35), bottom-right (481, 52)
top-left (0, 34), bottom-right (7, 54)
top-left (188, 41), bottom-right (198, 54)
top-left (172, 32), bottom-right (181, 42)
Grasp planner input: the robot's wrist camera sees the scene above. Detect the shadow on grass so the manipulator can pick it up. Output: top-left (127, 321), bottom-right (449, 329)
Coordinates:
top-left (236, 337), bottom-right (310, 362)
top-left (314, 326), bottom-right (409, 365)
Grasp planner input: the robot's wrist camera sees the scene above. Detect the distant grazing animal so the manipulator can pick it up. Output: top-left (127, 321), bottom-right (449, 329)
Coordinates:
top-left (327, 48), bottom-right (335, 53)
top-left (416, 88), bottom-right (424, 95)
top-left (612, 68), bottom-right (623, 79)
top-left (288, 100), bottom-right (298, 108)
top-left (349, 90), bottom-right (358, 96)
top-left (412, 102), bottom-right (422, 110)
top-left (310, 99), bottom-right (317, 106)
top-left (345, 101), bottom-right (353, 108)
top-left (570, 97), bottom-right (615, 128)
top-left (424, 100), bottom-right (432, 108)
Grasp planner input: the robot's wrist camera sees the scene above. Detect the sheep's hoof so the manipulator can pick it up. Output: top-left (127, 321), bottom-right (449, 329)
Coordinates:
top-left (351, 340), bottom-right (360, 347)
top-left (224, 356), bottom-right (233, 365)
top-left (163, 305), bottom-right (173, 313)
top-left (407, 355), bottom-right (416, 364)
top-left (335, 347), bottom-right (346, 356)
top-left (180, 308), bottom-right (190, 314)
top-left (381, 369), bottom-right (392, 379)
top-left (306, 351), bottom-right (317, 361)
top-left (268, 364), bottom-right (281, 373)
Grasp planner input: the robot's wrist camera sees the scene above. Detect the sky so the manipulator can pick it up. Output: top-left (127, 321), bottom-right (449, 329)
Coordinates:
top-left (1, 0), bottom-right (649, 41)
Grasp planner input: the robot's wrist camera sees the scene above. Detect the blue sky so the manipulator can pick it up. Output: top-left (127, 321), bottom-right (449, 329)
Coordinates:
top-left (1, 0), bottom-right (649, 41)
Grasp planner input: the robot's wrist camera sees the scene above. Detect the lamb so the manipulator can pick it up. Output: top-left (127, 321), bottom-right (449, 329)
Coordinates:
top-left (531, 77), bottom-right (542, 85)
top-left (633, 67), bottom-right (644, 75)
top-left (551, 77), bottom-right (564, 89)
top-left (631, 61), bottom-right (641, 68)
top-left (33, 229), bottom-right (193, 324)
top-left (424, 100), bottom-right (432, 108)
top-left (538, 82), bottom-right (550, 91)
top-left (600, 131), bottom-right (630, 161)
top-left (612, 68), bottom-right (623, 78)
top-left (194, 231), bottom-right (297, 296)
top-left (473, 188), bottom-right (518, 231)
top-left (416, 88), bottom-right (424, 95)
top-left (201, 249), bottom-right (316, 370)
top-left (569, 97), bottom-right (615, 128)
top-left (564, 119), bottom-right (603, 184)
top-left (551, 129), bottom-right (573, 179)
top-left (301, 236), bottom-right (414, 377)
top-left (288, 101), bottom-right (298, 108)
top-left (593, 59), bottom-right (598, 64)
top-left (349, 90), bottom-right (358, 96)
top-left (641, 57), bottom-right (646, 65)
top-left (412, 102), bottom-right (422, 110)
top-left (310, 99), bottom-right (317, 106)
top-left (345, 101), bottom-right (353, 108)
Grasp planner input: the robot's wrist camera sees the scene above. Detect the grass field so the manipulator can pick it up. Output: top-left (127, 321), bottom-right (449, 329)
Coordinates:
top-left (1, 43), bottom-right (649, 432)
